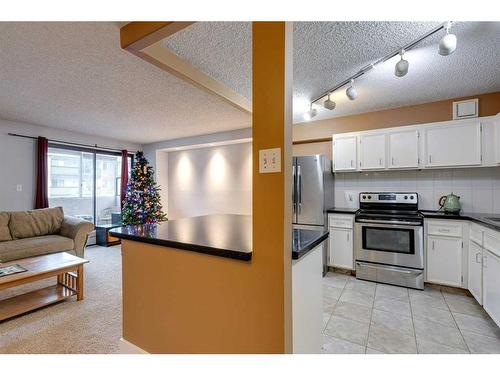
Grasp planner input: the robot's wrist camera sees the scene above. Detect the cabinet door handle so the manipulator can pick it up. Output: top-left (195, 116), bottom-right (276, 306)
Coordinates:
top-left (347, 232), bottom-right (350, 242)
top-left (429, 155), bottom-right (432, 164)
top-left (379, 158), bottom-right (382, 165)
top-left (350, 159), bottom-right (353, 167)
top-left (476, 253), bottom-right (481, 263)
top-left (392, 157), bottom-right (395, 165)
top-left (432, 241), bottom-right (435, 250)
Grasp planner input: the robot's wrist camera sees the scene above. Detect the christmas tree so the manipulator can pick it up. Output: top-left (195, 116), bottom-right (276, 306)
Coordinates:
top-left (121, 151), bottom-right (167, 225)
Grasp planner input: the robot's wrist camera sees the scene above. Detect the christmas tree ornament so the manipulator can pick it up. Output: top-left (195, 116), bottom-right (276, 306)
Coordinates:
top-left (121, 151), bottom-right (167, 225)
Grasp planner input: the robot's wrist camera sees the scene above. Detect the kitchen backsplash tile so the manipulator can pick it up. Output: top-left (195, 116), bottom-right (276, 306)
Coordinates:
top-left (333, 167), bottom-right (500, 213)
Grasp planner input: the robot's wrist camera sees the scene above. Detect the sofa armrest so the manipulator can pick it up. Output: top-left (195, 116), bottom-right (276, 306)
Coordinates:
top-left (60, 216), bottom-right (94, 258)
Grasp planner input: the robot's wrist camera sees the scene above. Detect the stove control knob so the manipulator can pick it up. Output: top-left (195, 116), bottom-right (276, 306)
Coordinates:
top-left (362, 195), bottom-right (366, 199)
top-left (404, 195), bottom-right (408, 199)
top-left (368, 195), bottom-right (372, 199)
top-left (410, 195), bottom-right (414, 200)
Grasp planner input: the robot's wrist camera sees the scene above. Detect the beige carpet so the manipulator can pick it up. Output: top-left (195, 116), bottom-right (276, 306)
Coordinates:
top-left (0, 246), bottom-right (122, 354)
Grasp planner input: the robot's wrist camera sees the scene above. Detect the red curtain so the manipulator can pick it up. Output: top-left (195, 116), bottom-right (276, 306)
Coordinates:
top-left (34, 136), bottom-right (49, 209)
top-left (120, 150), bottom-right (129, 208)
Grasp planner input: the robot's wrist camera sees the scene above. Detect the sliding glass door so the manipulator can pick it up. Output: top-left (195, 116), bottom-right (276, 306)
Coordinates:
top-left (48, 145), bottom-right (131, 226)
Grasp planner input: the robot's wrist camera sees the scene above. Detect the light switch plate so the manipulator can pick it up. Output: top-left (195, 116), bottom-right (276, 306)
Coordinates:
top-left (259, 148), bottom-right (281, 173)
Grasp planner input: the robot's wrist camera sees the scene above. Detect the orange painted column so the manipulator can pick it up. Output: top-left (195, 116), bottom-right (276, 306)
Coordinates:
top-left (252, 21), bottom-right (294, 353)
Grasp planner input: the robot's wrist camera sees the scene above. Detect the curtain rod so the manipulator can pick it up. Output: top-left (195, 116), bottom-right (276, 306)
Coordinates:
top-left (7, 133), bottom-right (138, 154)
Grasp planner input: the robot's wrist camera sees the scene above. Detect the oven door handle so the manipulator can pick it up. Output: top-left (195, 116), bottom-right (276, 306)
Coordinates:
top-left (356, 218), bottom-right (421, 226)
top-left (356, 262), bottom-right (422, 275)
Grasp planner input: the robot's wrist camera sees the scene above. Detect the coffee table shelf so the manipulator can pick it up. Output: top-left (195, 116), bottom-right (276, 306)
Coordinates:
top-left (0, 284), bottom-right (75, 321)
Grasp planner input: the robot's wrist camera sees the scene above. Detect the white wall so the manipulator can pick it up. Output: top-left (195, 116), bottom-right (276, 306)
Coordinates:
top-left (334, 167), bottom-right (500, 213)
top-left (0, 118), bottom-right (140, 211)
top-left (167, 142), bottom-right (252, 219)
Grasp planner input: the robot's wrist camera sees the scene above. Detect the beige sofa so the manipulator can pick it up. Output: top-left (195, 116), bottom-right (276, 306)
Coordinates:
top-left (0, 207), bottom-right (94, 263)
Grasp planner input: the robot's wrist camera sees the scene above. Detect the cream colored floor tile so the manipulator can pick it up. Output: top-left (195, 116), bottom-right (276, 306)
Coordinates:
top-left (367, 324), bottom-right (417, 354)
top-left (344, 278), bottom-right (376, 295)
top-left (416, 338), bottom-right (469, 354)
top-left (324, 315), bottom-right (370, 346)
top-left (323, 296), bottom-right (338, 313)
top-left (446, 299), bottom-right (487, 318)
top-left (339, 289), bottom-right (374, 308)
top-left (443, 291), bottom-right (478, 306)
top-left (323, 284), bottom-right (343, 300)
top-left (413, 318), bottom-right (467, 350)
top-left (462, 330), bottom-right (500, 354)
top-left (411, 304), bottom-right (457, 328)
top-left (371, 309), bottom-right (414, 337)
top-left (323, 272), bottom-right (349, 289)
top-left (453, 312), bottom-right (500, 338)
top-left (409, 286), bottom-right (444, 300)
top-left (323, 312), bottom-right (332, 331)
top-left (375, 284), bottom-right (409, 301)
top-left (322, 334), bottom-right (366, 354)
top-left (365, 347), bottom-right (384, 354)
top-left (333, 301), bottom-right (372, 324)
top-left (410, 293), bottom-right (449, 311)
top-left (374, 295), bottom-right (411, 316)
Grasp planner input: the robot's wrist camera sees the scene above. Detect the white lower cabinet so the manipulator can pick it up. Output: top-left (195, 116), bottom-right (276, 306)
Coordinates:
top-left (484, 250), bottom-right (500, 327)
top-left (468, 239), bottom-right (483, 304)
top-left (427, 235), bottom-right (463, 287)
top-left (328, 214), bottom-right (354, 270)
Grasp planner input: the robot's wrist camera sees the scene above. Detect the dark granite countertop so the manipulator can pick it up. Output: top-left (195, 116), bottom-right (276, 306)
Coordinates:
top-left (292, 228), bottom-right (329, 260)
top-left (110, 214), bottom-right (328, 262)
top-left (326, 207), bottom-right (358, 214)
top-left (110, 214), bottom-right (252, 261)
top-left (420, 210), bottom-right (500, 231)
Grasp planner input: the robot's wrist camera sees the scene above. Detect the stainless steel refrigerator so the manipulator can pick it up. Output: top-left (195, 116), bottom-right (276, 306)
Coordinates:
top-left (292, 155), bottom-right (334, 275)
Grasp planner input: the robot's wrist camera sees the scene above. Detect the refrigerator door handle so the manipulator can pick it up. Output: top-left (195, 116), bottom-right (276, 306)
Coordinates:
top-left (292, 165), bottom-right (296, 214)
top-left (297, 165), bottom-right (302, 214)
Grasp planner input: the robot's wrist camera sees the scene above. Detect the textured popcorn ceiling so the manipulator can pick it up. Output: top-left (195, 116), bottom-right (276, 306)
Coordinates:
top-left (0, 22), bottom-right (251, 144)
top-left (1, 22), bottom-right (499, 145)
top-left (163, 21), bottom-right (500, 123)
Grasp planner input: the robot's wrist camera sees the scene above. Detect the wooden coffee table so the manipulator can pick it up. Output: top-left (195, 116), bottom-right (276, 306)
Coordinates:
top-left (0, 252), bottom-right (89, 321)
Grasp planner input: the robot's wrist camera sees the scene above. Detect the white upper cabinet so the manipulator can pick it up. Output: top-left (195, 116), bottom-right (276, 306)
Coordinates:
top-left (332, 135), bottom-right (357, 171)
top-left (359, 133), bottom-right (386, 170)
top-left (424, 120), bottom-right (482, 168)
top-left (388, 129), bottom-right (419, 169)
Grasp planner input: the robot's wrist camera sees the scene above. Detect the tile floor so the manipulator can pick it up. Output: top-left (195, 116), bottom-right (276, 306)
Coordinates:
top-left (322, 271), bottom-right (500, 354)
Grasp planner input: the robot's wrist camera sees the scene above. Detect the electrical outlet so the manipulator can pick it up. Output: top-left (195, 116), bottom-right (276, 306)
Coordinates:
top-left (259, 148), bottom-right (281, 173)
top-left (16, 184), bottom-right (23, 192)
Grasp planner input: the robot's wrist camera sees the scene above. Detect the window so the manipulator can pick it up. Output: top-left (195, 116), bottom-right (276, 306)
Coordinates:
top-left (48, 145), bottom-right (132, 226)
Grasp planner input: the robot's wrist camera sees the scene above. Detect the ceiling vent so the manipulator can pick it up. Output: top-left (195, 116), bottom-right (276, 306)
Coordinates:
top-left (453, 98), bottom-right (479, 120)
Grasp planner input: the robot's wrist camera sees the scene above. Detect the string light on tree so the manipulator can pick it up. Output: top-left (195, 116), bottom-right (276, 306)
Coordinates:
top-left (121, 151), bottom-right (167, 225)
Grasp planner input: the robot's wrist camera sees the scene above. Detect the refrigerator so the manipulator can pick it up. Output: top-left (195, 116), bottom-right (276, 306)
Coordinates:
top-left (292, 155), bottom-right (334, 275)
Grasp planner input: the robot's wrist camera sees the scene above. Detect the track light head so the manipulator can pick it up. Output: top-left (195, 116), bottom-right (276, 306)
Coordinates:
top-left (345, 79), bottom-right (358, 101)
top-left (439, 22), bottom-right (457, 56)
top-left (395, 50), bottom-right (409, 78)
top-left (304, 104), bottom-right (318, 121)
top-left (324, 94), bottom-right (336, 110)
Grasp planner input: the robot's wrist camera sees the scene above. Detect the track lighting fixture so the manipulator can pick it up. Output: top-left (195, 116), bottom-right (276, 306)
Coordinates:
top-left (439, 21), bottom-right (457, 56)
top-left (394, 49), bottom-right (409, 78)
top-left (345, 79), bottom-right (358, 100)
top-left (323, 94), bottom-right (336, 110)
top-left (303, 22), bottom-right (459, 122)
top-left (303, 104), bottom-right (317, 121)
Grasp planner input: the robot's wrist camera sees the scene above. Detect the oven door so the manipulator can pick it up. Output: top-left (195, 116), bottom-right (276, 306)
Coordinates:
top-left (354, 221), bottom-right (423, 269)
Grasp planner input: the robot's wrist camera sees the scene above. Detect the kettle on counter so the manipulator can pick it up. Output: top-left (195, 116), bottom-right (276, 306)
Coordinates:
top-left (439, 193), bottom-right (461, 213)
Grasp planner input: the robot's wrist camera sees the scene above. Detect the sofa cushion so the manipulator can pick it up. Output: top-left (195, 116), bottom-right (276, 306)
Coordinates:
top-left (9, 207), bottom-right (64, 239)
top-left (0, 212), bottom-right (12, 242)
top-left (0, 235), bottom-right (74, 263)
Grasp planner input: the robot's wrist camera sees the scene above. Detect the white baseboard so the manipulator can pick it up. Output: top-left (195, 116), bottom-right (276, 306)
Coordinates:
top-left (118, 338), bottom-right (149, 354)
